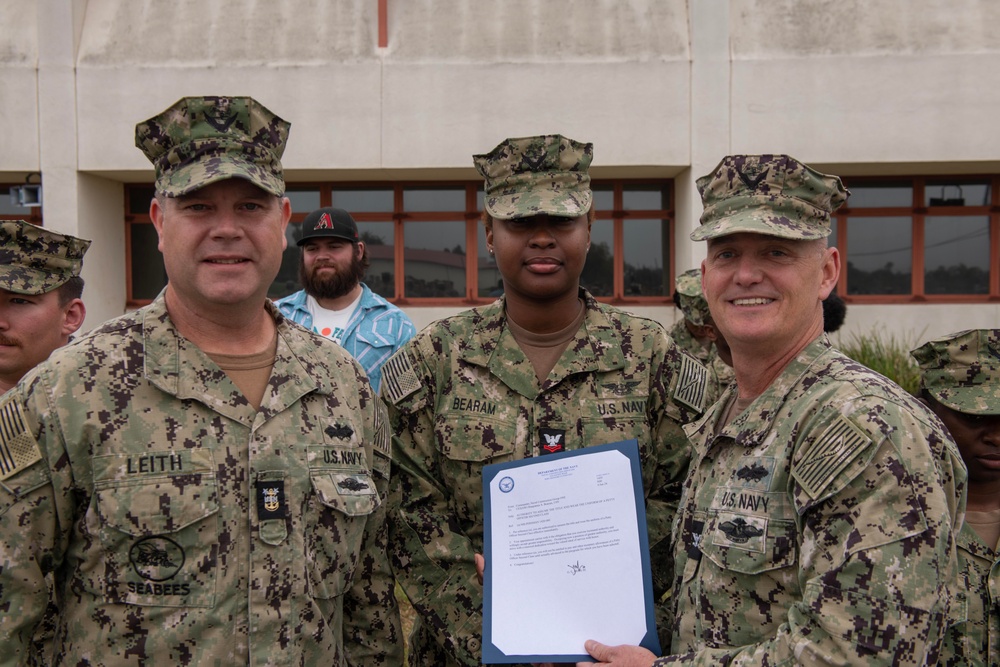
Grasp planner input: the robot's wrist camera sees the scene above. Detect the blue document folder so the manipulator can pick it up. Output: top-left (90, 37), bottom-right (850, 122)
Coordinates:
top-left (481, 439), bottom-right (661, 663)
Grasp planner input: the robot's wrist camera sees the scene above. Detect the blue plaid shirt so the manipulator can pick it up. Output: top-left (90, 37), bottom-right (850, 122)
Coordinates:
top-left (275, 283), bottom-right (416, 392)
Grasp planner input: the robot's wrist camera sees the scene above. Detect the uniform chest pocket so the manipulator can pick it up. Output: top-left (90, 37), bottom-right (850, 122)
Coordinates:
top-left (438, 415), bottom-right (516, 526)
top-left (700, 511), bottom-right (798, 575)
top-left (306, 471), bottom-right (379, 600)
top-left (93, 470), bottom-right (219, 608)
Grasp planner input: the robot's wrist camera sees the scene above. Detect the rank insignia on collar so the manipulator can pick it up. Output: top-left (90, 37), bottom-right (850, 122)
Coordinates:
top-left (257, 480), bottom-right (286, 520)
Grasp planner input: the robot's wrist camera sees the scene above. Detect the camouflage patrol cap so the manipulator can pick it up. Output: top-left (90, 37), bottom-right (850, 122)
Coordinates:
top-left (675, 269), bottom-right (709, 326)
top-left (912, 329), bottom-right (1000, 415)
top-left (474, 135), bottom-right (593, 220)
top-left (135, 96), bottom-right (290, 197)
top-left (692, 154), bottom-right (848, 241)
top-left (0, 220), bottom-right (91, 295)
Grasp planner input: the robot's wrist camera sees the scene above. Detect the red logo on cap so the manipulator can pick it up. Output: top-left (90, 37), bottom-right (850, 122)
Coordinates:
top-left (315, 213), bottom-right (333, 230)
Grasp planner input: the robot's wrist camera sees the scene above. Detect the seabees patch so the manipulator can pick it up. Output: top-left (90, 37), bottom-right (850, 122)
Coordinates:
top-left (792, 415), bottom-right (871, 500)
top-left (380, 349), bottom-right (421, 405)
top-left (0, 397), bottom-right (42, 481)
top-left (674, 353), bottom-right (708, 412)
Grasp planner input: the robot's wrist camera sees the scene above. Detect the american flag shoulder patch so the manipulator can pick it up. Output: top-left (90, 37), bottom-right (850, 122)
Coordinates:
top-left (0, 397), bottom-right (42, 481)
top-left (372, 401), bottom-right (390, 457)
top-left (792, 415), bottom-right (871, 500)
top-left (674, 353), bottom-right (708, 412)
top-left (380, 349), bottom-right (421, 406)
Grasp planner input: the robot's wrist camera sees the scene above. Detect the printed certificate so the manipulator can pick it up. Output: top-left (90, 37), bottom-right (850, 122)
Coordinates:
top-left (481, 439), bottom-right (660, 663)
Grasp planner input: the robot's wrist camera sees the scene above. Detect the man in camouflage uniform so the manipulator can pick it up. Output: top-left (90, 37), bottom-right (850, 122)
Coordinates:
top-left (383, 135), bottom-right (709, 666)
top-left (584, 154), bottom-right (966, 666)
top-left (0, 220), bottom-right (89, 394)
top-left (0, 96), bottom-right (401, 665)
top-left (670, 268), bottom-right (734, 395)
top-left (913, 329), bottom-right (1000, 666)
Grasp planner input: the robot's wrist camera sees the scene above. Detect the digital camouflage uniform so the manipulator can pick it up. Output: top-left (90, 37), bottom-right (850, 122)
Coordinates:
top-left (662, 336), bottom-right (966, 665)
top-left (0, 219), bottom-right (91, 666)
top-left (670, 269), bottom-right (734, 396)
top-left (655, 155), bottom-right (967, 665)
top-left (913, 329), bottom-right (1000, 667)
top-left (384, 291), bottom-right (708, 666)
top-left (0, 296), bottom-right (402, 666)
top-left (0, 95), bottom-right (403, 666)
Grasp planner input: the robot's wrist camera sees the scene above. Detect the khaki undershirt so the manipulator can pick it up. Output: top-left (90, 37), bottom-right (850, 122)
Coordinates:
top-left (964, 507), bottom-right (1000, 552)
top-left (506, 299), bottom-right (587, 383)
top-left (718, 393), bottom-right (755, 433)
top-left (206, 330), bottom-right (278, 411)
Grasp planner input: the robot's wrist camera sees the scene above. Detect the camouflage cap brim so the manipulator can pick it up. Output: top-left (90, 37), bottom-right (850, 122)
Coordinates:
top-left (928, 385), bottom-right (1000, 416)
top-left (0, 265), bottom-right (69, 295)
top-left (156, 141), bottom-right (285, 197)
top-left (485, 186), bottom-right (593, 220)
top-left (690, 206), bottom-right (833, 241)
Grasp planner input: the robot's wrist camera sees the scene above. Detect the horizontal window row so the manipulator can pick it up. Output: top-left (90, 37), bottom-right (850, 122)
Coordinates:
top-left (125, 181), bottom-right (675, 306)
top-left (114, 175), bottom-right (1000, 307)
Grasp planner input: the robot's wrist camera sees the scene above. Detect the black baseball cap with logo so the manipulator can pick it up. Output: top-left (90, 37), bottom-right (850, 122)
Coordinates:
top-left (296, 207), bottom-right (360, 246)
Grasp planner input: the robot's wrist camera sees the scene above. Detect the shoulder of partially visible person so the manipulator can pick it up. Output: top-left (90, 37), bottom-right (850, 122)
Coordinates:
top-left (668, 318), bottom-right (707, 362)
top-left (357, 284), bottom-right (416, 338)
top-left (379, 301), bottom-right (497, 416)
top-left (273, 288), bottom-right (306, 309)
top-left (587, 297), bottom-right (711, 433)
top-left (938, 521), bottom-right (993, 667)
top-left (272, 289), bottom-right (309, 321)
top-left (783, 342), bottom-right (964, 506)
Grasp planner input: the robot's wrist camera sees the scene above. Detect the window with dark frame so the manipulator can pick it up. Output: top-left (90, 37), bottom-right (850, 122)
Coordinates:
top-left (0, 183), bottom-right (44, 224)
top-left (833, 176), bottom-right (1000, 302)
top-left (123, 179), bottom-right (676, 307)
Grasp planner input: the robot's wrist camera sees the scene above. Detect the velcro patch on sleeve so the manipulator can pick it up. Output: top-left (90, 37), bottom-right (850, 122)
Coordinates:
top-left (380, 349), bottom-right (421, 405)
top-left (372, 400), bottom-right (390, 458)
top-left (0, 398), bottom-right (42, 481)
top-left (674, 353), bottom-right (708, 412)
top-left (792, 415), bottom-right (871, 500)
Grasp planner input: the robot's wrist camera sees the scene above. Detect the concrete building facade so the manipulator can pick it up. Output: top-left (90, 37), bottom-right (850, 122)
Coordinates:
top-left (2, 0), bottom-right (998, 344)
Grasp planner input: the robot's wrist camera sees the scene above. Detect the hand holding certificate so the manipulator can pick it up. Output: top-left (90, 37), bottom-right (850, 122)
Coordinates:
top-left (481, 440), bottom-right (660, 663)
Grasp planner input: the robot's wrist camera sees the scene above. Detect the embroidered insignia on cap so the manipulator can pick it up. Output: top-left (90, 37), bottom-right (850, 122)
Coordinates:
top-left (674, 354), bottom-right (708, 411)
top-left (381, 349), bottom-right (421, 405)
top-left (737, 165), bottom-right (768, 191)
top-left (792, 415), bottom-right (871, 500)
top-left (0, 397), bottom-right (41, 481)
top-left (315, 212), bottom-right (333, 229)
